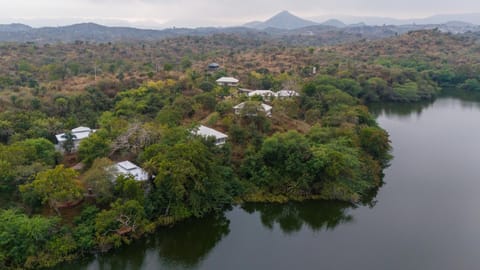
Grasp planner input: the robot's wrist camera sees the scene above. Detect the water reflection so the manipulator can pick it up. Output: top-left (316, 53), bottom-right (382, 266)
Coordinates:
top-left (369, 99), bottom-right (435, 119)
top-left (242, 201), bottom-right (355, 235)
top-left (155, 213), bottom-right (230, 268)
top-left (369, 90), bottom-right (480, 119)
top-left (55, 213), bottom-right (230, 270)
top-left (441, 89), bottom-right (480, 109)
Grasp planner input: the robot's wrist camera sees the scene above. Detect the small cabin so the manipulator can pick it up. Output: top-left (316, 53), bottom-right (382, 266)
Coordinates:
top-left (192, 125), bottom-right (228, 146)
top-left (114, 161), bottom-right (149, 182)
top-left (216, 77), bottom-right (239, 87)
top-left (55, 126), bottom-right (96, 152)
top-left (233, 102), bottom-right (272, 117)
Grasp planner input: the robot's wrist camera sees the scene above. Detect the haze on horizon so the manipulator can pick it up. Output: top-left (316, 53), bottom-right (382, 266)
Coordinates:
top-left (0, 0), bottom-right (479, 28)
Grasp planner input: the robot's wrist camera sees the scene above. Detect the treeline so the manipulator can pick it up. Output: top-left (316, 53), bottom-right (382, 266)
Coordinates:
top-left (3, 30), bottom-right (480, 114)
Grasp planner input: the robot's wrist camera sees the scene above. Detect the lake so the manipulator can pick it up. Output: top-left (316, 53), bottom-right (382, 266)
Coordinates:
top-left (57, 96), bottom-right (480, 270)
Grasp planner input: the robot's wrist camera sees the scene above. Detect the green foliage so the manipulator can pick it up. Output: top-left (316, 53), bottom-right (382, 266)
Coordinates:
top-left (0, 209), bottom-right (60, 269)
top-left (392, 81), bottom-right (421, 101)
top-left (199, 81), bottom-right (215, 92)
top-left (95, 200), bottom-right (148, 251)
top-left (358, 126), bottom-right (392, 167)
top-left (242, 131), bottom-right (317, 195)
top-left (9, 138), bottom-right (57, 166)
top-left (114, 175), bottom-right (145, 203)
top-left (145, 140), bottom-right (232, 219)
top-left (242, 126), bottom-right (389, 202)
top-left (61, 131), bottom-right (76, 154)
top-left (72, 206), bottom-right (100, 254)
top-left (83, 158), bottom-right (116, 205)
top-left (19, 165), bottom-right (83, 212)
top-left (194, 92), bottom-right (217, 111)
top-left (78, 131), bottom-right (111, 166)
top-left (461, 78), bottom-right (480, 92)
top-left (163, 63), bottom-right (174, 71)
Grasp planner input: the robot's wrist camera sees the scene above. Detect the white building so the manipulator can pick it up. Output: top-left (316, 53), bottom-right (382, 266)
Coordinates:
top-left (192, 125), bottom-right (228, 146)
top-left (233, 102), bottom-right (272, 117)
top-left (216, 77), bottom-right (239, 86)
top-left (114, 161), bottom-right (149, 182)
top-left (276, 90), bottom-right (300, 98)
top-left (247, 90), bottom-right (276, 100)
top-left (55, 126), bottom-right (96, 152)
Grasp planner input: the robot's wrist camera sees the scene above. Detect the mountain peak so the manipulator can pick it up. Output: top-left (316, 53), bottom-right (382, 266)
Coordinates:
top-left (276, 10), bottom-right (294, 16)
top-left (245, 10), bottom-right (318, 30)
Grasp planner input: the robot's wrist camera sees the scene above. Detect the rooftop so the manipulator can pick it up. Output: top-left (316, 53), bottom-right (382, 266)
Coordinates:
top-left (193, 125), bottom-right (228, 140)
top-left (216, 77), bottom-right (239, 83)
top-left (277, 90), bottom-right (300, 97)
top-left (233, 102), bottom-right (272, 111)
top-left (248, 90), bottom-right (276, 97)
top-left (55, 126), bottom-right (95, 142)
top-left (114, 161), bottom-right (149, 181)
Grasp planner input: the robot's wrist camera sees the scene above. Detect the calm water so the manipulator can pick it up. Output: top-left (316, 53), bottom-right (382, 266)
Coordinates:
top-left (58, 96), bottom-right (480, 270)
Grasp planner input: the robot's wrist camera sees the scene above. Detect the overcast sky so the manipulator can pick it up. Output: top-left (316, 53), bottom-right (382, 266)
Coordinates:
top-left (0, 0), bottom-right (479, 28)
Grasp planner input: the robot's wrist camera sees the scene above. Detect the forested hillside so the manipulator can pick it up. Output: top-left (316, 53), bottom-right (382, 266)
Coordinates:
top-left (1, 29), bottom-right (479, 269)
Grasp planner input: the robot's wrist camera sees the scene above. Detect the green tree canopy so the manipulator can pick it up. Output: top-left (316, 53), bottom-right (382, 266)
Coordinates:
top-left (19, 165), bottom-right (83, 213)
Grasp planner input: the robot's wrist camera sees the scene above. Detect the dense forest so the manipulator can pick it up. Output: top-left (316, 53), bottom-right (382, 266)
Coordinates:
top-left (1, 29), bottom-right (479, 269)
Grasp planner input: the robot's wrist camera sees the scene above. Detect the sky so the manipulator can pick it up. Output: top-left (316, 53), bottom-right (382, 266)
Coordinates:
top-left (0, 0), bottom-right (480, 28)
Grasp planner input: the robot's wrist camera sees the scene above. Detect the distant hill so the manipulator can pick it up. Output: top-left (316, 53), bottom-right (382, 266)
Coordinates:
top-left (0, 23), bottom-right (32, 32)
top-left (244, 11), bottom-right (318, 30)
top-left (0, 17), bottom-right (480, 45)
top-left (312, 13), bottom-right (480, 26)
top-left (320, 19), bottom-right (346, 28)
top-left (0, 22), bottom-right (263, 43)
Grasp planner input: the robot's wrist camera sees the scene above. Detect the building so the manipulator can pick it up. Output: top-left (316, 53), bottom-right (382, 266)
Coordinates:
top-left (55, 126), bottom-right (96, 152)
top-left (247, 90), bottom-right (276, 100)
top-left (276, 90), bottom-right (300, 98)
top-left (216, 77), bottom-right (239, 87)
top-left (114, 161), bottom-right (149, 182)
top-left (233, 102), bottom-right (272, 117)
top-left (192, 125), bottom-right (228, 146)
top-left (208, 62), bottom-right (220, 71)
top-left (238, 88), bottom-right (253, 95)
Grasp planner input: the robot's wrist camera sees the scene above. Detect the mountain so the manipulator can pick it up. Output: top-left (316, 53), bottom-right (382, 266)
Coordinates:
top-left (419, 14), bottom-right (480, 25)
top-left (311, 13), bottom-right (480, 26)
top-left (0, 17), bottom-right (479, 45)
top-left (320, 19), bottom-right (346, 28)
top-left (244, 11), bottom-right (318, 30)
top-left (0, 23), bottom-right (265, 43)
top-left (0, 23), bottom-right (32, 32)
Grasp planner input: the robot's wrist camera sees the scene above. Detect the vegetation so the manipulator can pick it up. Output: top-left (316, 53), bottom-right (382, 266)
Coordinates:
top-left (4, 28), bottom-right (479, 268)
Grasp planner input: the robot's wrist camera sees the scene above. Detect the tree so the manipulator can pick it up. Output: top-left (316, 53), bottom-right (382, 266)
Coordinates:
top-left (62, 131), bottom-right (76, 154)
top-left (114, 175), bottom-right (145, 203)
top-left (461, 78), bottom-right (480, 92)
top-left (0, 160), bottom-right (15, 192)
top-left (358, 126), bottom-right (392, 167)
top-left (72, 206), bottom-right (100, 254)
top-left (0, 120), bottom-right (13, 143)
top-left (13, 138), bottom-right (57, 166)
top-left (78, 132), bottom-right (111, 166)
top-left (0, 209), bottom-right (60, 269)
top-left (242, 131), bottom-right (315, 194)
top-left (83, 158), bottom-right (116, 205)
top-left (95, 200), bottom-right (148, 252)
top-left (19, 165), bottom-right (83, 214)
top-left (146, 140), bottom-right (232, 219)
